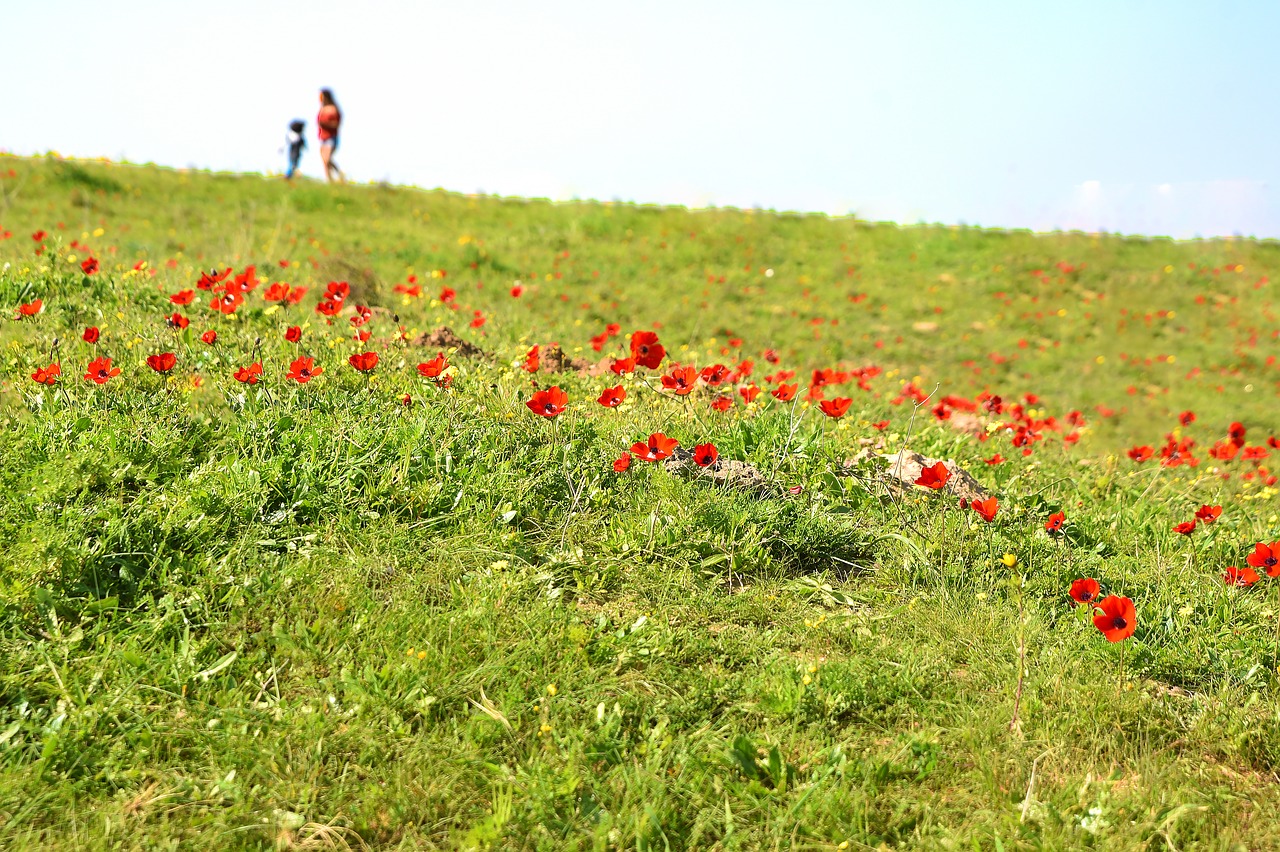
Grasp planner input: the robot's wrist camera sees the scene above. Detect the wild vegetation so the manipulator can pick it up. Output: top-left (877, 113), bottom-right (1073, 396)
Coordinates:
top-left (1, 154), bottom-right (1279, 849)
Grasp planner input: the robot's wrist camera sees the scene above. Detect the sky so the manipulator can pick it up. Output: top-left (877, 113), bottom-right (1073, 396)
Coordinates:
top-left (4, 0), bottom-right (1279, 238)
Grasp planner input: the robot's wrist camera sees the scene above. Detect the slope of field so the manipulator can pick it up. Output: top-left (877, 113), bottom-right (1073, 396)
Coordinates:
top-left (1, 155), bottom-right (1279, 849)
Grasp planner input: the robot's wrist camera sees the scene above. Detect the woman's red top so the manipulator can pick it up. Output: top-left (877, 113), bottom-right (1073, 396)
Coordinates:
top-left (318, 105), bottom-right (341, 141)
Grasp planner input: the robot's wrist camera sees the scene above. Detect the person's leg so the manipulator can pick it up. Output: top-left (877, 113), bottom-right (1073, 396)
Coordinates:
top-left (320, 142), bottom-right (335, 183)
top-left (328, 139), bottom-right (344, 183)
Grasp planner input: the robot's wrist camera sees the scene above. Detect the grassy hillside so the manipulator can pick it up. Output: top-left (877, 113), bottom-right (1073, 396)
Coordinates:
top-left (1, 154), bottom-right (1279, 849)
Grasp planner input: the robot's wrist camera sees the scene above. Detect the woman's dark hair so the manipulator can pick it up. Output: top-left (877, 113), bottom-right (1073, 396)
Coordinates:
top-left (320, 88), bottom-right (338, 107)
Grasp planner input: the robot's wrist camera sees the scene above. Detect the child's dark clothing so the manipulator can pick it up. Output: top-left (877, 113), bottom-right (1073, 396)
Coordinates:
top-left (285, 120), bottom-right (306, 179)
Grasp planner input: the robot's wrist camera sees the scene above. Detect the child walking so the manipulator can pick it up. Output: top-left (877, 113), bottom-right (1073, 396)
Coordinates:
top-left (284, 119), bottom-right (306, 180)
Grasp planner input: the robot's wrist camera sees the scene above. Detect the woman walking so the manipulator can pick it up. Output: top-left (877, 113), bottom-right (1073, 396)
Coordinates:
top-left (317, 88), bottom-right (344, 183)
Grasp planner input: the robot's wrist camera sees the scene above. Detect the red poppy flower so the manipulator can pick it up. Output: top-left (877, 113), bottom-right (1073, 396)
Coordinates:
top-left (84, 356), bottom-right (121, 384)
top-left (469, 311), bottom-right (486, 329)
top-left (1224, 565), bottom-right (1259, 587)
top-left (287, 356), bottom-right (323, 383)
top-left (631, 432), bottom-right (679, 462)
top-left (699, 364), bottom-right (729, 386)
top-left (282, 326), bottom-right (302, 343)
top-left (771, 383), bottom-right (798, 402)
top-left (1229, 422), bottom-right (1247, 443)
top-left (711, 396), bottom-right (733, 412)
top-left (1194, 504), bottom-right (1222, 524)
top-left (316, 299), bottom-right (341, 317)
top-left (610, 357), bottom-right (637, 375)
top-left (509, 283), bottom-right (524, 298)
top-left (31, 363), bottom-right (61, 385)
top-left (1127, 445), bottom-right (1154, 463)
top-left (417, 353), bottom-right (450, 379)
top-left (971, 496), bottom-right (999, 522)
top-left (1045, 511), bottom-right (1066, 533)
top-left (200, 330), bottom-right (217, 345)
top-left (1178, 410), bottom-right (1196, 426)
top-left (348, 352), bottom-right (379, 373)
top-left (818, 397), bottom-right (853, 419)
top-left (1246, 542), bottom-right (1280, 577)
top-left (166, 312), bottom-right (190, 330)
top-left (526, 386), bottom-right (568, 418)
top-left (81, 257), bottom-right (99, 274)
top-left (83, 326), bottom-right (100, 343)
top-left (523, 345), bottom-right (541, 373)
top-left (1069, 578), bottom-right (1100, 605)
top-left (440, 287), bottom-right (456, 303)
top-left (32, 230), bottom-right (47, 242)
top-left (662, 366), bottom-right (699, 395)
top-left (597, 385), bottom-right (626, 408)
top-left (147, 352), bottom-right (177, 373)
top-left (740, 384), bottom-right (761, 404)
top-left (872, 420), bottom-right (890, 431)
top-left (613, 453), bottom-right (631, 472)
top-left (170, 289), bottom-right (195, 306)
top-left (1092, 595), bottom-right (1136, 642)
top-left (629, 330), bottom-right (666, 370)
top-left (197, 267), bottom-right (232, 290)
top-left (210, 291), bottom-right (244, 315)
top-left (16, 299), bottom-right (42, 317)
top-left (693, 443), bottom-right (719, 467)
top-left (914, 462), bottom-right (951, 490)
top-left (263, 282), bottom-right (291, 302)
top-left (1173, 520), bottom-right (1196, 535)
top-left (234, 362), bottom-right (264, 384)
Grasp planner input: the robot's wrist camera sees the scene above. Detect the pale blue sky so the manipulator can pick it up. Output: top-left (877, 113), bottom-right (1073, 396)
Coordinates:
top-left (4, 1), bottom-right (1278, 237)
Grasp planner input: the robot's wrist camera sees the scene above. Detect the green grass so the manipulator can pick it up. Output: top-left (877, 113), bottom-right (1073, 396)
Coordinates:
top-left (1, 153), bottom-right (1279, 849)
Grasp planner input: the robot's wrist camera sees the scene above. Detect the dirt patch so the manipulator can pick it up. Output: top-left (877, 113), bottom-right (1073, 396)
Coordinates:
top-left (846, 449), bottom-right (989, 502)
top-left (541, 344), bottom-right (593, 374)
top-left (316, 257), bottom-right (385, 305)
top-left (409, 326), bottom-right (491, 360)
top-left (662, 447), bottom-right (779, 498)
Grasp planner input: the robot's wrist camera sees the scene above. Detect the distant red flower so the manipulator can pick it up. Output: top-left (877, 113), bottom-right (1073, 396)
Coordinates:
top-left (872, 420), bottom-right (890, 431)
top-left (1224, 565), bottom-right (1260, 587)
top-left (286, 356), bottom-right (323, 383)
top-left (83, 326), bottom-right (100, 343)
top-left (1246, 542), bottom-right (1280, 577)
top-left (284, 326), bottom-right (302, 343)
top-left (31, 230), bottom-right (46, 242)
top-left (1127, 445), bottom-right (1154, 463)
top-left (1045, 511), bottom-right (1066, 533)
top-left (613, 453), bottom-right (631, 472)
top-left (348, 351), bottom-right (379, 373)
top-left (16, 299), bottom-right (42, 317)
top-left (146, 352), bottom-right (177, 373)
top-left (263, 282), bottom-right (291, 302)
top-left (510, 284), bottom-right (524, 298)
top-left (166, 312), bottom-right (189, 330)
top-left (914, 462), bottom-right (951, 491)
top-left (610, 357), bottom-right (637, 375)
top-left (440, 287), bottom-right (456, 303)
top-left (526, 386), bottom-right (568, 418)
top-left (1194, 504), bottom-right (1222, 524)
top-left (1069, 578), bottom-right (1101, 606)
top-left (170, 289), bottom-right (195, 306)
top-left (316, 299), bottom-right (341, 317)
top-left (597, 385), bottom-right (626, 408)
top-left (1229, 422), bottom-right (1247, 443)
top-left (81, 257), bottom-right (99, 274)
top-left (1092, 595), bottom-right (1136, 642)
top-left (417, 353), bottom-right (449, 380)
top-left (31, 363), bottom-right (60, 385)
top-left (234, 362), bottom-right (263, 384)
top-left (1173, 520), bottom-right (1196, 535)
top-left (740, 384), bottom-right (761, 404)
top-left (693, 443), bottom-right (719, 467)
top-left (661, 365), bottom-right (699, 395)
top-left (84, 356), bottom-right (121, 384)
top-left (711, 396), bottom-right (733, 412)
top-left (771, 383), bottom-right (798, 402)
top-left (629, 330), bottom-right (666, 370)
top-left (818, 397), bottom-right (852, 419)
top-left (631, 432), bottom-right (679, 462)
top-left (200, 330), bottom-right (217, 345)
top-left (470, 311), bottom-right (486, 329)
top-left (1178, 410), bottom-right (1196, 426)
top-left (700, 364), bottom-right (730, 386)
top-left (523, 345), bottom-right (541, 373)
